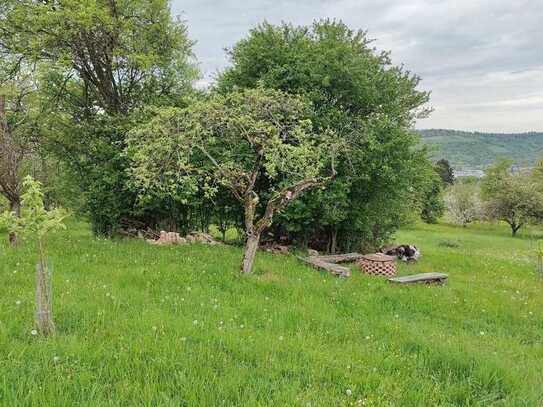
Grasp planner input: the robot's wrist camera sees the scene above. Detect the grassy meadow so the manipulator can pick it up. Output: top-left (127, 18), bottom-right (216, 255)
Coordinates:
top-left (1, 221), bottom-right (542, 406)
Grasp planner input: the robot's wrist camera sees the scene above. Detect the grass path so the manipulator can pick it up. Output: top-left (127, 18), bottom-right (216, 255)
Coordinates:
top-left (1, 222), bottom-right (542, 405)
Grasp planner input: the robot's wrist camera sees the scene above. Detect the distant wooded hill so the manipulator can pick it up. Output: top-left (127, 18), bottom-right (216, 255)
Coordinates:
top-left (418, 129), bottom-right (543, 169)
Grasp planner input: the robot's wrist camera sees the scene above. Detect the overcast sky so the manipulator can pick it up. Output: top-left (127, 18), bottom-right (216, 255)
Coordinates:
top-left (171, 0), bottom-right (542, 133)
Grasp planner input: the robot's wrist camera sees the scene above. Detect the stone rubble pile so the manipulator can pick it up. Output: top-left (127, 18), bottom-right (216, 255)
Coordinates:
top-left (147, 231), bottom-right (221, 246)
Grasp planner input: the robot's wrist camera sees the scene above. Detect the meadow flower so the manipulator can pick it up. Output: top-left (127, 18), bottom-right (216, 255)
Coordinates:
top-left (193, 320), bottom-right (198, 325)
top-left (15, 300), bottom-right (21, 305)
top-left (31, 329), bottom-right (38, 336)
top-left (346, 389), bottom-right (352, 396)
top-left (480, 331), bottom-right (485, 336)
top-left (53, 356), bottom-right (60, 363)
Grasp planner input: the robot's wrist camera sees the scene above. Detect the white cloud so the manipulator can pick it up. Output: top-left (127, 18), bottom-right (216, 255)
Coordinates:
top-left (172, 0), bottom-right (543, 132)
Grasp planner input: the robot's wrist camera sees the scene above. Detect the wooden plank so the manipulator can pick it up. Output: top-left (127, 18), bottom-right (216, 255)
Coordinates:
top-left (388, 272), bottom-right (448, 285)
top-left (311, 253), bottom-right (365, 263)
top-left (298, 256), bottom-right (351, 278)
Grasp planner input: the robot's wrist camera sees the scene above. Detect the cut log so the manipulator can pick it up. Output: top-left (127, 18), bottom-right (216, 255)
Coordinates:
top-left (298, 256), bottom-right (351, 278)
top-left (311, 253), bottom-right (365, 264)
top-left (388, 272), bottom-right (448, 285)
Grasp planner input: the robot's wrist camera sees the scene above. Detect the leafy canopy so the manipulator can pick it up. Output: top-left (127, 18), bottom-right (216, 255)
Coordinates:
top-left (0, 176), bottom-right (67, 240)
top-left (0, 0), bottom-right (197, 113)
top-left (126, 87), bottom-right (332, 207)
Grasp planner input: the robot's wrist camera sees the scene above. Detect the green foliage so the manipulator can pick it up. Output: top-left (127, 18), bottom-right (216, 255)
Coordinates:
top-left (219, 20), bottom-right (430, 125)
top-left (127, 87), bottom-right (334, 273)
top-left (434, 158), bottom-right (455, 185)
top-left (0, 0), bottom-right (199, 235)
top-left (0, 176), bottom-right (66, 241)
top-left (480, 159), bottom-right (543, 236)
top-left (1, 220), bottom-right (542, 404)
top-left (127, 88), bottom-right (327, 199)
top-left (217, 20), bottom-right (434, 251)
top-left (421, 173), bottom-right (446, 224)
top-left (0, 0), bottom-right (197, 113)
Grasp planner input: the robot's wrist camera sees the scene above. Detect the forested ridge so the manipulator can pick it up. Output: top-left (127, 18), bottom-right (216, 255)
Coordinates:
top-left (419, 129), bottom-right (543, 169)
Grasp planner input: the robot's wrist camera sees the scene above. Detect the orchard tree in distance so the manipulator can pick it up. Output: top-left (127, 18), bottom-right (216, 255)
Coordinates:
top-left (127, 87), bottom-right (336, 274)
top-left (481, 159), bottom-right (543, 236)
top-left (444, 182), bottom-right (483, 227)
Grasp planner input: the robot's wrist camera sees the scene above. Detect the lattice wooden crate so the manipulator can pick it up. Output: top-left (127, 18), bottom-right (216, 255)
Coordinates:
top-left (358, 253), bottom-right (397, 277)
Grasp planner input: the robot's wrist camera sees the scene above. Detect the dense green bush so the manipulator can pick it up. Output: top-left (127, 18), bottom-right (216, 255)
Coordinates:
top-left (218, 20), bottom-right (436, 251)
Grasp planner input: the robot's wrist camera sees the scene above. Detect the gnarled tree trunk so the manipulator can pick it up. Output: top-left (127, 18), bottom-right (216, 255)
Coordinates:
top-left (241, 193), bottom-right (260, 274)
top-left (241, 233), bottom-right (260, 274)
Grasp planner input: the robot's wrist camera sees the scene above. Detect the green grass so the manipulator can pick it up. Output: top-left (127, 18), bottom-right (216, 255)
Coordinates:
top-left (1, 221), bottom-right (542, 406)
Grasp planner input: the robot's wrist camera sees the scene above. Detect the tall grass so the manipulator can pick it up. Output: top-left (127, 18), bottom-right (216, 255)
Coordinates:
top-left (1, 221), bottom-right (541, 405)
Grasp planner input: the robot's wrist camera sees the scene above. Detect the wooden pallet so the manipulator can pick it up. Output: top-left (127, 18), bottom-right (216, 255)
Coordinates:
top-left (388, 272), bottom-right (448, 285)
